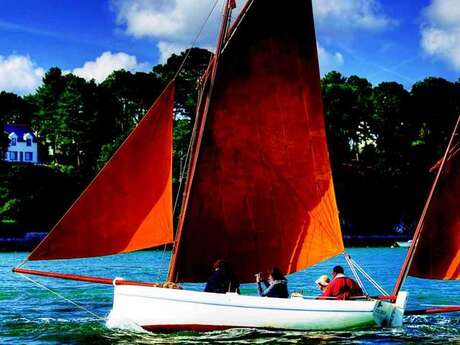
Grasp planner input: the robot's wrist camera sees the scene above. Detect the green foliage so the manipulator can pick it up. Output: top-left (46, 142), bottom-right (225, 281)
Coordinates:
top-left (173, 118), bottom-right (192, 185)
top-left (153, 48), bottom-right (212, 119)
top-left (101, 70), bottom-right (163, 131)
top-left (0, 91), bottom-right (35, 124)
top-left (0, 164), bottom-right (78, 232)
top-left (323, 74), bottom-right (460, 235)
top-left (0, 47), bottom-right (459, 238)
top-left (96, 135), bottom-right (127, 171)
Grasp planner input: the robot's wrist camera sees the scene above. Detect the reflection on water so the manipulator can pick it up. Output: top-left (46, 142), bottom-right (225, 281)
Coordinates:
top-left (1, 249), bottom-right (459, 344)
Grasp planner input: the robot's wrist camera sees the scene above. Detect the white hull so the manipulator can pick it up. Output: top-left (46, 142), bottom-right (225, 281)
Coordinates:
top-left (107, 284), bottom-right (408, 332)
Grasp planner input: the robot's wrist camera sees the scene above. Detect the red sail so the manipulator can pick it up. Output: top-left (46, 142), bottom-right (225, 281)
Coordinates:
top-left (409, 146), bottom-right (460, 280)
top-left (171, 0), bottom-right (344, 283)
top-left (29, 82), bottom-right (175, 261)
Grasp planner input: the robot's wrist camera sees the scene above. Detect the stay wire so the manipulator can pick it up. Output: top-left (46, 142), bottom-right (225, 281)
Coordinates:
top-left (157, 0), bottom-right (221, 281)
top-left (350, 257), bottom-right (389, 296)
top-left (17, 273), bottom-right (106, 321)
top-left (344, 253), bottom-right (389, 296)
top-left (171, 0), bottom-right (221, 211)
top-left (16, 1), bottom-right (221, 285)
top-left (172, 0), bottom-right (221, 81)
top-left (344, 253), bottom-right (368, 296)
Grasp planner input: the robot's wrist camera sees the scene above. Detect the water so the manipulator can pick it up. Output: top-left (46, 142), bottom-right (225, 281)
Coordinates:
top-left (1, 248), bottom-right (458, 344)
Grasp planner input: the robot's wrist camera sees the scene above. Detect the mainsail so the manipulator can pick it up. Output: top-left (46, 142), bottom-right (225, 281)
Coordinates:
top-left (28, 82), bottom-right (175, 261)
top-left (170, 0), bottom-right (344, 283)
top-left (409, 144), bottom-right (460, 280)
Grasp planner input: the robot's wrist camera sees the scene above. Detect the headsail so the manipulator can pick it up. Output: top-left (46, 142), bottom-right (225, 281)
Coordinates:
top-left (28, 82), bottom-right (175, 261)
top-left (170, 0), bottom-right (344, 283)
top-left (393, 115), bottom-right (460, 295)
top-left (409, 144), bottom-right (460, 280)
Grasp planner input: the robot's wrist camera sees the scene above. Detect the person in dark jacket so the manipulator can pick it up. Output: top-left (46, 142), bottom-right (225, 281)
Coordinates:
top-left (256, 267), bottom-right (289, 298)
top-left (204, 259), bottom-right (240, 294)
top-left (318, 265), bottom-right (363, 300)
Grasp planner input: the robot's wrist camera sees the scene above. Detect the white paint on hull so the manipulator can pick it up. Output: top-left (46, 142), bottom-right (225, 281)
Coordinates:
top-left (107, 284), bottom-right (407, 331)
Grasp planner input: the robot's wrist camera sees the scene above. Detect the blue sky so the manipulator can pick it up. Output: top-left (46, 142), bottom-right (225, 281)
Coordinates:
top-left (0, 0), bottom-right (459, 95)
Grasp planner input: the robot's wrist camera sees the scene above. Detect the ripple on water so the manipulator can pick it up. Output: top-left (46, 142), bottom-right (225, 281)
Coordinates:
top-left (2, 316), bottom-right (460, 345)
top-left (2, 249), bottom-right (459, 344)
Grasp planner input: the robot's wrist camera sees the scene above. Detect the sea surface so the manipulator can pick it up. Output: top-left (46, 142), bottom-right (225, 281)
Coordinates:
top-left (1, 248), bottom-right (459, 344)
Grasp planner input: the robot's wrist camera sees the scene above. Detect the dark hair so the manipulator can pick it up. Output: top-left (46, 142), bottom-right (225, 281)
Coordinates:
top-left (213, 259), bottom-right (227, 271)
top-left (270, 267), bottom-right (285, 281)
top-left (333, 265), bottom-right (344, 274)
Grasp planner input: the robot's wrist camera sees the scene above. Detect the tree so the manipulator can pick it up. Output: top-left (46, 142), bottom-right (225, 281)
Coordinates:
top-left (372, 82), bottom-right (412, 163)
top-left (31, 67), bottom-right (66, 162)
top-left (0, 91), bottom-right (34, 124)
top-left (4, 48), bottom-right (460, 240)
top-left (54, 75), bottom-right (92, 168)
top-left (410, 77), bottom-right (458, 161)
top-left (101, 70), bottom-right (163, 132)
top-left (0, 164), bottom-right (78, 231)
top-left (321, 72), bottom-right (374, 165)
top-left (153, 48), bottom-right (213, 120)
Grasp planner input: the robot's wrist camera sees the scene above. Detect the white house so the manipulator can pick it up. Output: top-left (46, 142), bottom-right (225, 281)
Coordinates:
top-left (3, 124), bottom-right (38, 164)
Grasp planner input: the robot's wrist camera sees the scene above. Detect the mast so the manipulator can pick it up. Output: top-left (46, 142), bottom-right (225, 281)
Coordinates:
top-left (167, 0), bottom-right (236, 282)
top-left (392, 114), bottom-right (460, 296)
top-left (168, 0), bottom-right (343, 283)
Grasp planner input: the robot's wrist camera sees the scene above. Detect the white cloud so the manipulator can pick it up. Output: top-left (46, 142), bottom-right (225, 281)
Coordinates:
top-left (312, 0), bottom-right (394, 33)
top-left (157, 42), bottom-right (188, 64)
top-left (421, 0), bottom-right (460, 70)
top-left (0, 55), bottom-right (44, 95)
top-left (112, 0), bottom-right (392, 64)
top-left (112, 0), bottom-right (246, 63)
top-left (112, 0), bottom-right (223, 42)
top-left (317, 44), bottom-right (344, 74)
top-left (71, 51), bottom-right (149, 83)
top-left (423, 0), bottom-right (460, 27)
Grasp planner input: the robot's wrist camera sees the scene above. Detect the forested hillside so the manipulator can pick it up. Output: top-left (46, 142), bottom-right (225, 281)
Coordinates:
top-left (1, 48), bottom-right (459, 236)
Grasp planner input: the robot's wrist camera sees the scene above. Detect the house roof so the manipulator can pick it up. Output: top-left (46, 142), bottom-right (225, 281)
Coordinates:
top-left (4, 124), bottom-right (37, 142)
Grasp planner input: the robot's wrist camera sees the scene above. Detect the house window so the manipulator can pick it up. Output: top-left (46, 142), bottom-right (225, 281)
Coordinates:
top-left (26, 138), bottom-right (32, 146)
top-left (9, 151), bottom-right (18, 160)
top-left (25, 152), bottom-right (33, 161)
top-left (10, 138), bottom-right (17, 146)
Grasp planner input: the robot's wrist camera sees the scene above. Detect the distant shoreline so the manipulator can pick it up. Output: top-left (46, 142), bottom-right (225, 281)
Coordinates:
top-left (0, 232), bottom-right (412, 252)
top-left (0, 232), bottom-right (47, 252)
top-left (343, 235), bottom-right (411, 247)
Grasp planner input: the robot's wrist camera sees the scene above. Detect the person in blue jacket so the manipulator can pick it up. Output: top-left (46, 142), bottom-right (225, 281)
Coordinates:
top-left (204, 259), bottom-right (240, 294)
top-left (256, 267), bottom-right (289, 298)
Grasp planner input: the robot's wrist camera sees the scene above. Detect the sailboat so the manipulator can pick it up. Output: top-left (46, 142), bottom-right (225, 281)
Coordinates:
top-left (13, 0), bottom-right (458, 331)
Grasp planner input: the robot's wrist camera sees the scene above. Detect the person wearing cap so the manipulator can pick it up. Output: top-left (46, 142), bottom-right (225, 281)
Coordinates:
top-left (315, 275), bottom-right (330, 292)
top-left (318, 265), bottom-right (363, 300)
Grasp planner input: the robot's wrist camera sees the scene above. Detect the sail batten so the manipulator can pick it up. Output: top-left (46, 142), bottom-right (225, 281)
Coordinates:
top-left (28, 82), bottom-right (175, 261)
top-left (171, 0), bottom-right (343, 283)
